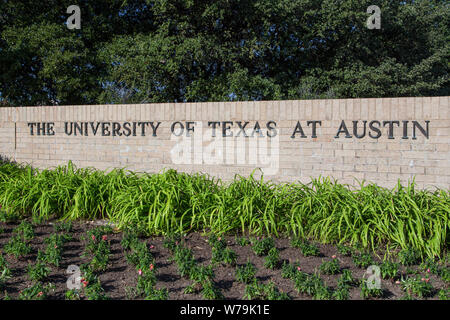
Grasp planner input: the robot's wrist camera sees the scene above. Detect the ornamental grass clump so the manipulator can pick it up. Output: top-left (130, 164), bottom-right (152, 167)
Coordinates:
top-left (0, 162), bottom-right (448, 258)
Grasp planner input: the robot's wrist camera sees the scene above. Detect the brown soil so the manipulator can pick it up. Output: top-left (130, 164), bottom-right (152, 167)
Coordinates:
top-left (0, 219), bottom-right (447, 300)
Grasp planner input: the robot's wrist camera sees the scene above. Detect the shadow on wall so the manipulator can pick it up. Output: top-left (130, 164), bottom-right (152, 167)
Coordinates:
top-left (0, 154), bottom-right (16, 165)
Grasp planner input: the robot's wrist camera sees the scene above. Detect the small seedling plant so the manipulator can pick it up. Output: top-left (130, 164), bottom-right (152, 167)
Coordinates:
top-left (83, 228), bottom-right (112, 272)
top-left (419, 258), bottom-right (441, 276)
top-left (162, 234), bottom-right (182, 253)
top-left (333, 272), bottom-right (354, 301)
top-left (125, 241), bottom-right (154, 271)
top-left (170, 241), bottom-right (222, 299)
top-left (438, 289), bottom-right (449, 300)
top-left (235, 236), bottom-right (250, 247)
top-left (243, 279), bottom-right (289, 300)
top-left (338, 270), bottom-right (356, 287)
top-left (134, 268), bottom-right (168, 300)
top-left (14, 221), bottom-right (34, 240)
top-left (319, 256), bottom-right (341, 275)
top-left (398, 248), bottom-right (421, 266)
top-left (84, 281), bottom-right (109, 300)
top-left (264, 247), bottom-right (281, 270)
top-left (360, 280), bottom-right (384, 299)
top-left (252, 238), bottom-right (275, 256)
top-left (121, 229), bottom-right (140, 251)
top-left (18, 282), bottom-right (55, 300)
top-left (400, 276), bottom-right (433, 298)
top-left (281, 261), bottom-right (301, 280)
top-left (173, 246), bottom-right (197, 278)
top-left (293, 272), bottom-right (332, 300)
top-left (352, 252), bottom-right (374, 269)
top-left (209, 235), bottom-right (237, 266)
top-left (0, 255), bottom-right (12, 290)
top-left (53, 221), bottom-right (73, 233)
top-left (332, 285), bottom-right (350, 300)
top-left (79, 266), bottom-right (109, 300)
top-left (185, 265), bottom-right (223, 300)
top-left (236, 260), bottom-right (257, 284)
top-left (65, 289), bottom-right (81, 300)
top-left (84, 226), bottom-right (113, 254)
top-left (89, 240), bottom-right (111, 272)
top-left (291, 239), bottom-right (320, 257)
top-left (27, 261), bottom-right (51, 282)
top-left (337, 244), bottom-right (353, 256)
top-left (380, 261), bottom-right (399, 280)
top-left (42, 234), bottom-right (70, 267)
top-left (4, 235), bottom-right (32, 258)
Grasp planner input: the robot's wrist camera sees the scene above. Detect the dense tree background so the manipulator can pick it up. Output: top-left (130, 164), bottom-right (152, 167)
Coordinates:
top-left (0, 0), bottom-right (448, 106)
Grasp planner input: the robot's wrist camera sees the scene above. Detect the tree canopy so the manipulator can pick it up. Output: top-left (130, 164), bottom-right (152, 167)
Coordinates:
top-left (0, 0), bottom-right (448, 106)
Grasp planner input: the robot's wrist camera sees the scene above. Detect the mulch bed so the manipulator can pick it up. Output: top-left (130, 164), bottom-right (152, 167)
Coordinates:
top-left (0, 219), bottom-right (447, 300)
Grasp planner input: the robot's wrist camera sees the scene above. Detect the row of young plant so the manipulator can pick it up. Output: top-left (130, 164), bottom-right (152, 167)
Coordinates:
top-left (0, 220), bottom-right (116, 300)
top-left (0, 221), bottom-right (448, 300)
top-left (234, 237), bottom-right (449, 300)
top-left (142, 231), bottom-right (449, 300)
top-left (0, 221), bottom-right (73, 299)
top-left (0, 162), bottom-right (448, 258)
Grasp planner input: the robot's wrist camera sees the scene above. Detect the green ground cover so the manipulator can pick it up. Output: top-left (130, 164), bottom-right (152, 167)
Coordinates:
top-left (0, 161), bottom-right (448, 258)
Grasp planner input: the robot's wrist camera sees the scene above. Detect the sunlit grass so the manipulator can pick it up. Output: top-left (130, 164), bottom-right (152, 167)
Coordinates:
top-left (0, 161), bottom-right (448, 259)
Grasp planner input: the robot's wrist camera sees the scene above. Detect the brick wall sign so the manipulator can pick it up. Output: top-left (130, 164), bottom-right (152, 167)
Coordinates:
top-left (0, 97), bottom-right (448, 189)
